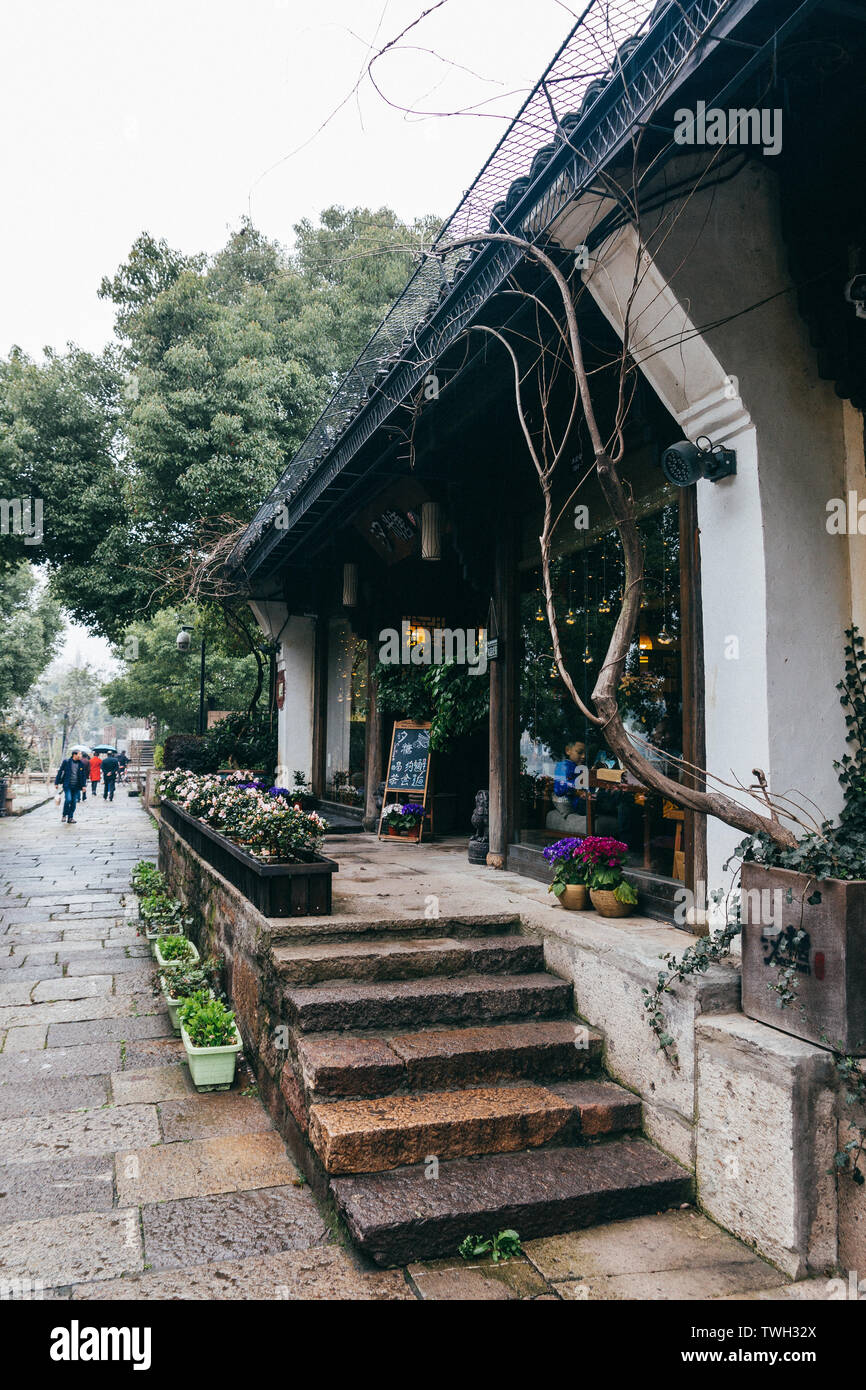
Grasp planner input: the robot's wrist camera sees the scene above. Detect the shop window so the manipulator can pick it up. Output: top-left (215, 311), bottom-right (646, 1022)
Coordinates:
top-left (517, 496), bottom-right (686, 880)
top-left (325, 619), bottom-right (368, 805)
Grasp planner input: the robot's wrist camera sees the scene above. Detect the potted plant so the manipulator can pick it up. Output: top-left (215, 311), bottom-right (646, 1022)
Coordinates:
top-left (382, 802), bottom-right (425, 840)
top-left (736, 628), bottom-right (866, 1054)
top-left (179, 991), bottom-right (242, 1090)
top-left (158, 957), bottom-right (221, 1033)
top-left (154, 933), bottom-right (200, 970)
top-left (543, 836), bottom-right (589, 909)
top-left (578, 836), bottom-right (638, 917)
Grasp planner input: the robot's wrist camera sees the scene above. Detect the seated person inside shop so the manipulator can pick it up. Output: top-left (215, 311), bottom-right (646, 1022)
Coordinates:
top-left (546, 740), bottom-right (589, 834)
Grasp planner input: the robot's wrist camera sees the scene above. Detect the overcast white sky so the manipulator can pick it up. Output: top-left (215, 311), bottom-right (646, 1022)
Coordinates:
top-left (1, 0), bottom-right (578, 360)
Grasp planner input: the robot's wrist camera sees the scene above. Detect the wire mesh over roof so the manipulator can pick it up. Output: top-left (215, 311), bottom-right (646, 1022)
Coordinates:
top-left (232, 0), bottom-right (737, 570)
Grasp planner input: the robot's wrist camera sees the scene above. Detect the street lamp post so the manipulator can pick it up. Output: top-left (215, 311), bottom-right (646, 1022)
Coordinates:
top-left (176, 626), bottom-right (206, 736)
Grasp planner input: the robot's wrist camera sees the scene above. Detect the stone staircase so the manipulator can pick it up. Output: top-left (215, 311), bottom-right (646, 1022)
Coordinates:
top-left (268, 919), bottom-right (692, 1266)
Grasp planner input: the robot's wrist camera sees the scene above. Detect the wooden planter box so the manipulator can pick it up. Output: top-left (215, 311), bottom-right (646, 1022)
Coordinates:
top-left (741, 862), bottom-right (866, 1054)
top-left (161, 799), bottom-right (338, 917)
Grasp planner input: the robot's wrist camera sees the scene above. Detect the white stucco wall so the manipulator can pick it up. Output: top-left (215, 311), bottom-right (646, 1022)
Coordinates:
top-left (556, 158), bottom-right (856, 889)
top-left (248, 601), bottom-right (315, 786)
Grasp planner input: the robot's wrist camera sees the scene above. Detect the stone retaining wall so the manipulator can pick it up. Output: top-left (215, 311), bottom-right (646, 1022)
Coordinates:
top-left (158, 813), bottom-right (866, 1279)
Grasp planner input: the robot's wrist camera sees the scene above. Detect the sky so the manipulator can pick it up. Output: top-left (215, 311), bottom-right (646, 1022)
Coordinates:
top-left (1, 0), bottom-right (592, 664)
top-left (1, 0), bottom-right (580, 361)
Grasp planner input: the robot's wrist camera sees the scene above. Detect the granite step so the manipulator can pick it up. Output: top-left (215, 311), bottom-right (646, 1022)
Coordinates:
top-left (268, 915), bottom-right (522, 944)
top-left (330, 1138), bottom-right (694, 1266)
top-left (272, 935), bottom-right (544, 986)
top-left (296, 1021), bottom-right (603, 1099)
top-left (307, 1079), bottom-right (640, 1174)
top-left (283, 972), bottom-right (572, 1033)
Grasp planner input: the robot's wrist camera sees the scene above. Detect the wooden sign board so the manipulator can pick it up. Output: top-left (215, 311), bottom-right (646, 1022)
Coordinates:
top-left (377, 720), bottom-right (433, 841)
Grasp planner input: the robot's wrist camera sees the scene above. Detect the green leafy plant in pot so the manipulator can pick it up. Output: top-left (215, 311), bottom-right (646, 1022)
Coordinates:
top-left (578, 837), bottom-right (638, 917)
top-left (543, 837), bottom-right (589, 909)
top-left (158, 956), bottom-right (222, 1034)
top-left (154, 933), bottom-right (200, 970)
top-left (179, 991), bottom-right (242, 1091)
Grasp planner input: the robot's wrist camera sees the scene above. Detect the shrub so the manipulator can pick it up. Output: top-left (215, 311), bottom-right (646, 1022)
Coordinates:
top-left (157, 934), bottom-right (195, 962)
top-left (163, 734), bottom-right (219, 773)
top-left (179, 992), bottom-right (238, 1048)
top-left (0, 725), bottom-right (29, 778)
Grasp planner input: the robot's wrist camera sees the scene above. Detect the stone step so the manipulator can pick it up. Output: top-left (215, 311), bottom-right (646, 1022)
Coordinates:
top-left (272, 935), bottom-right (544, 986)
top-left (331, 1138), bottom-right (693, 1266)
top-left (282, 972), bottom-right (572, 1034)
top-left (307, 1079), bottom-right (639, 1174)
top-left (296, 1021), bottom-right (603, 1099)
top-left (268, 915), bottom-right (522, 945)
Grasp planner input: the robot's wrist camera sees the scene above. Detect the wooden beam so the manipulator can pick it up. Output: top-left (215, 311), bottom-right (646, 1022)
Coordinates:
top-left (487, 513), bottom-right (518, 868)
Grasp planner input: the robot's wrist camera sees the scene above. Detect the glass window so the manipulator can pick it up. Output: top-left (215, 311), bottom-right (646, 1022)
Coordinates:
top-left (517, 497), bottom-right (686, 880)
top-left (325, 619), bottom-right (368, 805)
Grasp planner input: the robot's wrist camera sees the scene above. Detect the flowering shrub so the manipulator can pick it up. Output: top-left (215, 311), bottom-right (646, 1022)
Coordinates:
top-left (159, 769), bottom-right (328, 862)
top-left (382, 801), bottom-right (425, 830)
top-left (542, 836), bottom-right (587, 897)
top-left (574, 836), bottom-right (637, 905)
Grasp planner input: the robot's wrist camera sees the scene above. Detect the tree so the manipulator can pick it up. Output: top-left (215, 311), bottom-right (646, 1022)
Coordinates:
top-left (0, 564), bottom-right (63, 713)
top-left (0, 208), bottom-right (439, 644)
top-left (102, 606), bottom-right (261, 739)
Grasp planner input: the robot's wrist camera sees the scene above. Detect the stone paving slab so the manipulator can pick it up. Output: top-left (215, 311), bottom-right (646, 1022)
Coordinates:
top-left (111, 1065), bottom-right (193, 1106)
top-left (73, 1245), bottom-right (413, 1300)
top-left (0, 1103), bottom-right (160, 1162)
top-left (140, 1187), bottom-right (330, 1270)
top-left (0, 1042), bottom-right (123, 1080)
top-left (407, 1255), bottom-right (550, 1300)
top-left (0, 1074), bottom-right (109, 1118)
top-left (47, 1014), bottom-right (172, 1047)
top-left (31, 975), bottom-right (114, 1002)
top-left (0, 1208), bottom-right (143, 1287)
top-left (0, 995), bottom-right (140, 1029)
top-left (115, 1132), bottom-right (298, 1205)
top-left (3, 1025), bottom-right (47, 1051)
top-left (0, 1153), bottom-right (115, 1222)
top-left (158, 1093), bottom-right (274, 1143)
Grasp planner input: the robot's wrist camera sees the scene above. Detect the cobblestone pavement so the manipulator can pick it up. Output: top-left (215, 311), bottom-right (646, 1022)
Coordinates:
top-left (0, 794), bottom-right (821, 1301)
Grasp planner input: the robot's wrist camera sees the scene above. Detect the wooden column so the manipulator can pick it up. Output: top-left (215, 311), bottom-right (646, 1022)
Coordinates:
top-left (487, 517), bottom-right (518, 869)
top-left (311, 615), bottom-right (328, 799)
top-left (679, 485), bottom-right (707, 917)
top-left (363, 639), bottom-right (384, 832)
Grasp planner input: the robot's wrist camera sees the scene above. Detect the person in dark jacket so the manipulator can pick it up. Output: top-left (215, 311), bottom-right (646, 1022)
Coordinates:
top-left (101, 752), bottom-right (119, 801)
top-left (55, 751), bottom-right (82, 823)
top-left (117, 749), bottom-right (129, 782)
top-left (77, 752), bottom-right (90, 802)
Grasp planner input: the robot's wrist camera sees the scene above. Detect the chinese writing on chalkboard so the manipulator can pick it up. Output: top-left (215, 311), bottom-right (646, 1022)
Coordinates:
top-left (387, 727), bottom-right (431, 791)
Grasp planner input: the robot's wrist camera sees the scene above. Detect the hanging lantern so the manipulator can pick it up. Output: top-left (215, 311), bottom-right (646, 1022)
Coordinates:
top-left (421, 502), bottom-right (441, 561)
top-left (582, 646), bottom-right (593, 664)
top-left (566, 608), bottom-right (576, 625)
top-left (342, 562), bottom-right (358, 607)
top-left (657, 626), bottom-right (674, 646)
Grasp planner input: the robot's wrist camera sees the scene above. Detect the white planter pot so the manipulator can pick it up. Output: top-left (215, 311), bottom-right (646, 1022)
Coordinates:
top-left (180, 1022), bottom-right (242, 1091)
top-left (154, 937), bottom-right (200, 970)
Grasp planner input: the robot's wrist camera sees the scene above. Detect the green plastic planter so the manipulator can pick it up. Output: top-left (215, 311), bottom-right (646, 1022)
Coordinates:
top-left (161, 982), bottom-right (214, 1035)
top-left (146, 923), bottom-right (180, 958)
top-left (180, 1022), bottom-right (242, 1091)
top-left (154, 937), bottom-right (200, 970)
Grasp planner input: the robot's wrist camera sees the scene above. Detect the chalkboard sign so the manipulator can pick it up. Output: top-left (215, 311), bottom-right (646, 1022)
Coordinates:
top-left (378, 721), bottom-right (433, 842)
top-left (386, 722), bottom-right (431, 791)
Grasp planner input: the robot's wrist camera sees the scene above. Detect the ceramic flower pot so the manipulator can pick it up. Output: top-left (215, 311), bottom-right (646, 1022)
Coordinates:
top-left (590, 888), bottom-right (633, 918)
top-left (181, 1022), bottom-right (242, 1091)
top-left (559, 883), bottom-right (588, 910)
top-left (154, 938), bottom-right (200, 970)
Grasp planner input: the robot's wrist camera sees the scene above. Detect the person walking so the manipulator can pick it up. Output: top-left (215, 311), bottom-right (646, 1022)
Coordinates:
top-left (88, 752), bottom-right (102, 797)
top-left (76, 750), bottom-right (90, 803)
top-left (101, 751), bottom-right (119, 801)
top-left (117, 749), bottom-right (129, 783)
top-left (55, 750), bottom-right (82, 824)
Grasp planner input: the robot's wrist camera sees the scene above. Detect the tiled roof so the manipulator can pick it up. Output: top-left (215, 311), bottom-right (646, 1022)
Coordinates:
top-left (230, 0), bottom-right (741, 576)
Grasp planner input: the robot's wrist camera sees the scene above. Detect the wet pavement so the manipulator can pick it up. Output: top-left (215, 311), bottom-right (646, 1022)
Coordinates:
top-left (0, 793), bottom-right (817, 1300)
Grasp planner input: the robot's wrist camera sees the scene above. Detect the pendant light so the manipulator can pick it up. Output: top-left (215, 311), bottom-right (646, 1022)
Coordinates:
top-left (342, 562), bottom-right (358, 608)
top-left (421, 502), bottom-right (441, 561)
